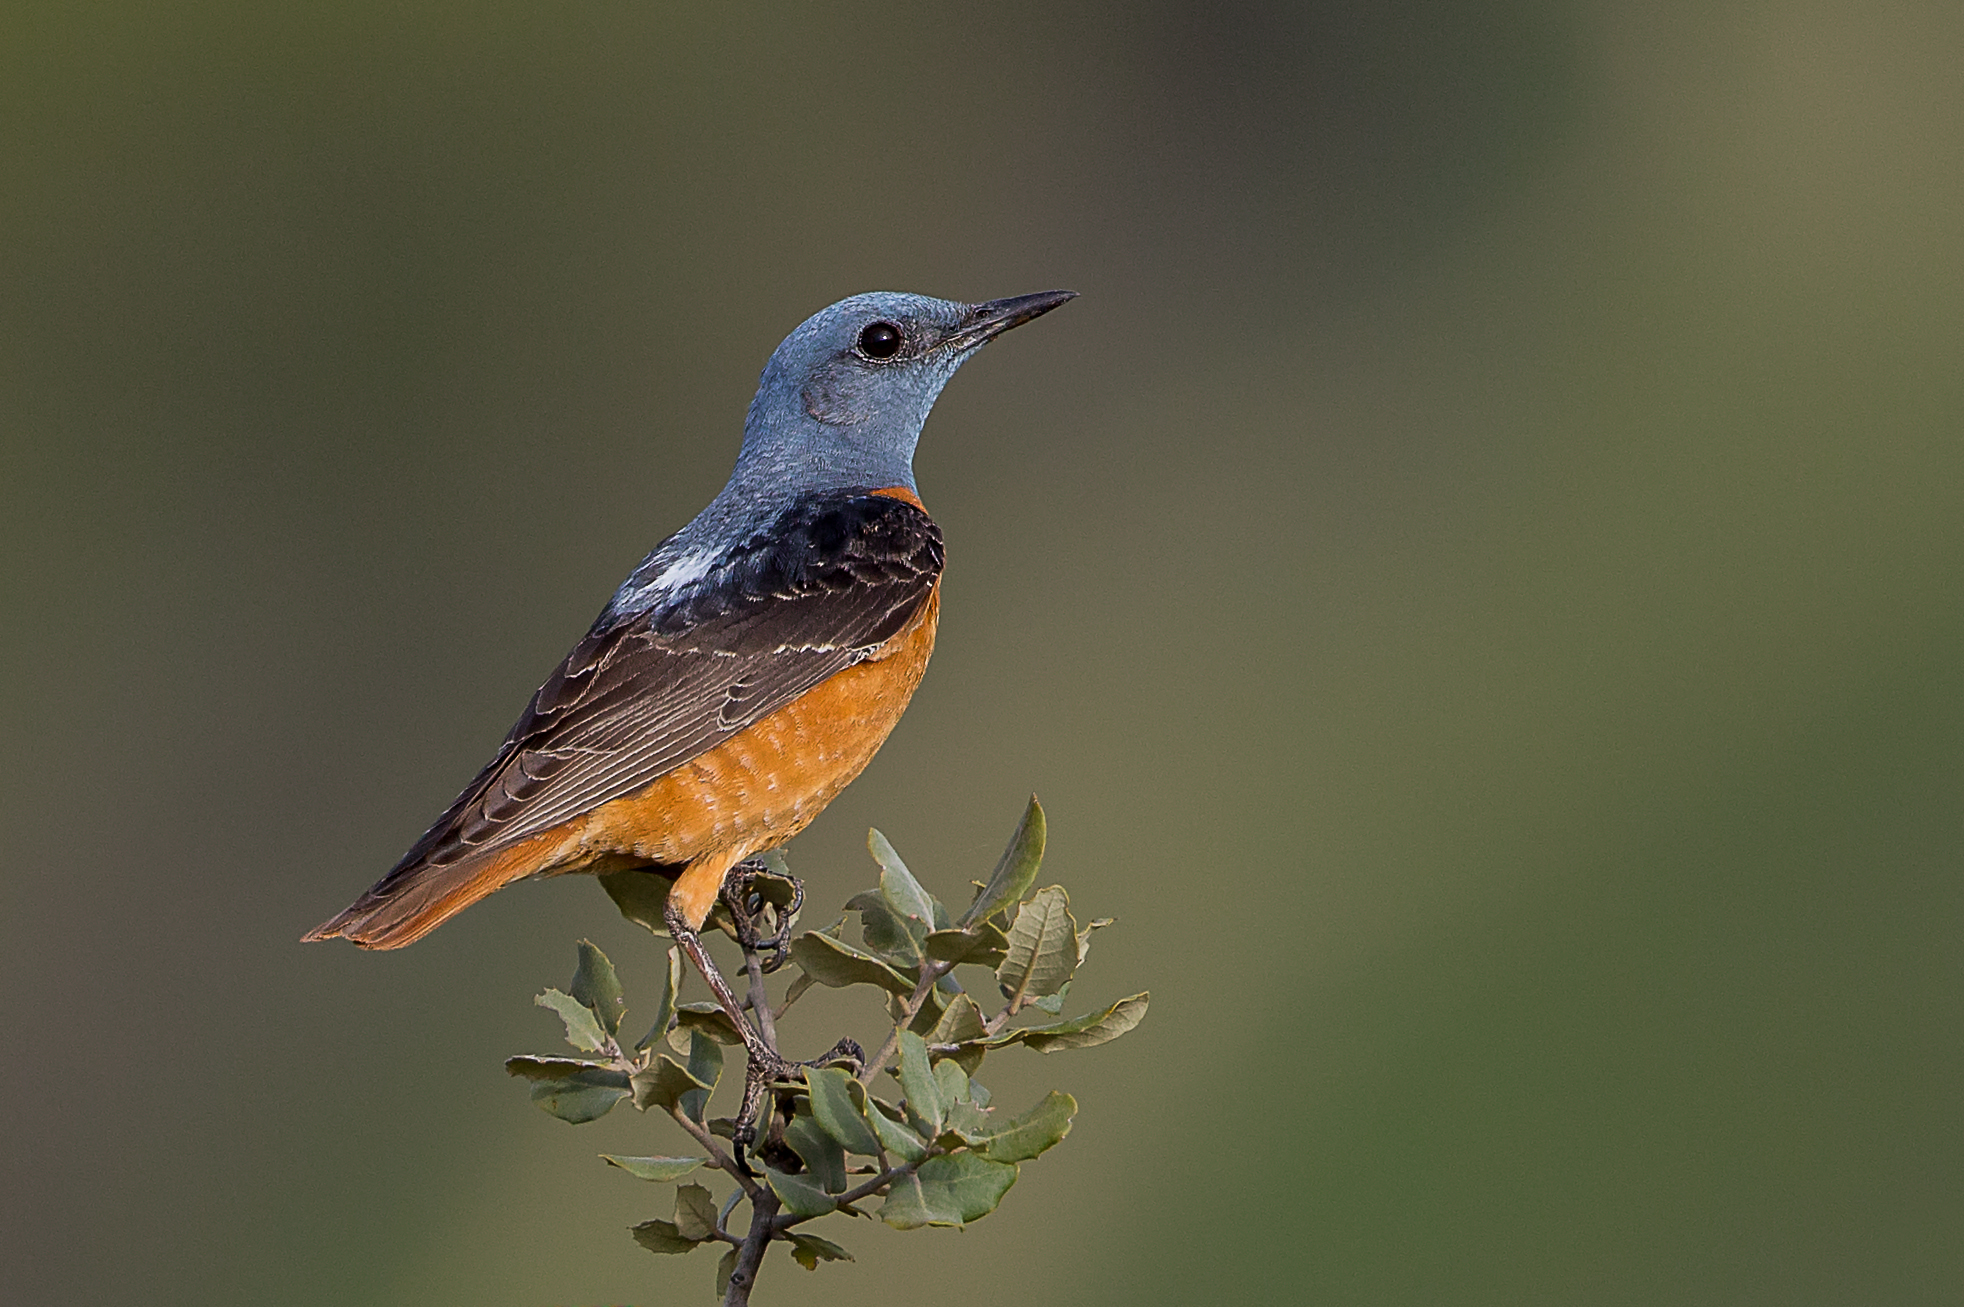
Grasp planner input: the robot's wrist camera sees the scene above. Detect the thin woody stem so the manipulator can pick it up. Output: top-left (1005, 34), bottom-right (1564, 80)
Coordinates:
top-left (771, 972), bottom-right (814, 1024)
top-left (744, 948), bottom-right (778, 1051)
top-left (859, 958), bottom-right (956, 1085)
top-left (669, 1105), bottom-right (764, 1204)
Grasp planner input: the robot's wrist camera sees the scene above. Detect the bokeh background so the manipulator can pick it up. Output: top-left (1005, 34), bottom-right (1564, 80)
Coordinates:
top-left (5, 2), bottom-right (1961, 1303)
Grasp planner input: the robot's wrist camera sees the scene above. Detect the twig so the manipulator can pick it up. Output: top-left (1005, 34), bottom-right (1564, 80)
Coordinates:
top-left (982, 998), bottom-right (1026, 1036)
top-left (743, 947), bottom-right (778, 1050)
top-left (859, 959), bottom-right (955, 1085)
top-left (771, 971), bottom-right (814, 1023)
top-left (669, 1105), bottom-right (764, 1204)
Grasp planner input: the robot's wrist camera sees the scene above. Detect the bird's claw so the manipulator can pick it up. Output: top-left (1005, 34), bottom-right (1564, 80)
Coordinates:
top-left (721, 861), bottom-right (802, 974)
top-left (730, 1037), bottom-right (865, 1174)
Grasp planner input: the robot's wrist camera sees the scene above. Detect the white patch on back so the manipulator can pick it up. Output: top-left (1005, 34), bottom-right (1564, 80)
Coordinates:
top-left (617, 547), bottom-right (721, 611)
top-left (656, 550), bottom-right (717, 592)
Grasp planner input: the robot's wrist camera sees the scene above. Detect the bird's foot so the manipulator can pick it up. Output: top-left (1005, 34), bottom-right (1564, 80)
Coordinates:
top-left (662, 886), bottom-right (860, 1174)
top-left (721, 860), bottom-right (802, 974)
top-left (731, 1037), bottom-right (864, 1174)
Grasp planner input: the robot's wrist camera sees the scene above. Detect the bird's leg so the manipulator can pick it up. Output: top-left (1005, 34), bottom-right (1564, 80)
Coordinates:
top-left (661, 890), bottom-right (861, 1174)
top-left (720, 859), bottom-right (802, 974)
top-left (661, 894), bottom-right (774, 1063)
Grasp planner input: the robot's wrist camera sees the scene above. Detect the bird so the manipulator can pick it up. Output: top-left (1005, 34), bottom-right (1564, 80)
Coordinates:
top-left (303, 289), bottom-right (1075, 958)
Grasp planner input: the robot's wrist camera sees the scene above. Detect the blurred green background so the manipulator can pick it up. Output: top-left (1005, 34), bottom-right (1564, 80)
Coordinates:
top-left (5, 2), bottom-right (1961, 1303)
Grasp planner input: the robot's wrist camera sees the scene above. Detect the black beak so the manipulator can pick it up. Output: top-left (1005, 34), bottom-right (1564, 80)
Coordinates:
top-left (941, 290), bottom-right (1078, 350)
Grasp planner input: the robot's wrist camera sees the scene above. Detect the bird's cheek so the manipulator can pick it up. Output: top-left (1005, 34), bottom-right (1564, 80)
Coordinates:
top-left (801, 362), bottom-right (872, 426)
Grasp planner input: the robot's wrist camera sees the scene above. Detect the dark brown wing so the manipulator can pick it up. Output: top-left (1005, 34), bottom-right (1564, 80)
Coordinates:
top-left (372, 490), bottom-right (940, 888)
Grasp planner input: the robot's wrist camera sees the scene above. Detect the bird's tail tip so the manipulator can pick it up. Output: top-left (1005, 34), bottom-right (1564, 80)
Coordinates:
top-left (299, 912), bottom-right (356, 946)
top-left (299, 847), bottom-right (537, 951)
top-left (299, 900), bottom-right (439, 950)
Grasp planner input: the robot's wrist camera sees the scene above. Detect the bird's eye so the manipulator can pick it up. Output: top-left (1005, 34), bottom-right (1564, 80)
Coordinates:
top-left (857, 321), bottom-right (903, 359)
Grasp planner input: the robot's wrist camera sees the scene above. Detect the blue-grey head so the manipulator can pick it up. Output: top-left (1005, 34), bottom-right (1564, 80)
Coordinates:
top-left (607, 290), bottom-right (1073, 619)
top-left (721, 290), bottom-right (1076, 506)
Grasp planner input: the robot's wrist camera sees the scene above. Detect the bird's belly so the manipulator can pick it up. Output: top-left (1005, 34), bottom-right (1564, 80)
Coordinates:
top-left (567, 580), bottom-right (940, 870)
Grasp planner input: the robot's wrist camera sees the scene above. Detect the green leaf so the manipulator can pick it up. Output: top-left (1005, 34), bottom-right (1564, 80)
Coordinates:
top-left (932, 1056), bottom-right (970, 1112)
top-left (673, 1001), bottom-right (745, 1046)
top-left (716, 1248), bottom-right (738, 1298)
top-left (1076, 916), bottom-right (1115, 966)
top-left (764, 1166), bottom-right (839, 1219)
top-left (895, 1031), bottom-right (945, 1137)
top-left (791, 932), bottom-right (916, 995)
top-left (937, 991), bottom-right (1151, 1064)
top-left (599, 867), bottom-right (676, 936)
top-left (530, 1076), bottom-right (629, 1124)
top-left (899, 983), bottom-right (949, 1037)
top-left (880, 1153), bottom-right (1020, 1229)
top-left (535, 988), bottom-right (609, 1053)
top-left (976, 1091), bottom-right (1077, 1162)
top-left (995, 886), bottom-right (1078, 1007)
top-left (805, 1067), bottom-right (882, 1156)
top-left (635, 946), bottom-right (682, 1052)
top-left (504, 1054), bottom-right (610, 1081)
top-left (944, 1042), bottom-right (987, 1076)
top-left (924, 1152), bottom-right (1020, 1222)
top-left (946, 1099), bottom-right (991, 1142)
top-left (869, 828), bottom-right (935, 931)
top-left (787, 1232), bottom-right (853, 1270)
top-left (845, 891), bottom-right (925, 968)
top-left (601, 1154), bottom-right (705, 1182)
top-left (867, 1101), bottom-right (928, 1164)
top-left (1030, 989), bottom-right (1066, 1015)
top-left (959, 796), bottom-right (1045, 928)
top-left (629, 1218), bottom-right (699, 1255)
top-left (630, 1053), bottom-right (711, 1114)
top-left (673, 1182), bottom-right (719, 1241)
top-left (504, 1056), bottom-right (631, 1124)
top-left (1019, 992), bottom-right (1150, 1053)
top-left (924, 923), bottom-right (1010, 967)
top-left (877, 1173), bottom-right (936, 1230)
top-left (533, 1076), bottom-right (631, 1124)
top-left (681, 1030), bottom-right (723, 1123)
top-left (783, 1113), bottom-right (848, 1193)
top-left (571, 939), bottom-right (626, 1035)
top-left (926, 992), bottom-right (988, 1048)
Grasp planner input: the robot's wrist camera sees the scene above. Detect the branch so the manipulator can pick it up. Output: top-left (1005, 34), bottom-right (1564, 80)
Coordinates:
top-left (859, 959), bottom-right (956, 1085)
top-left (742, 947), bottom-right (779, 1051)
top-left (669, 1104), bottom-right (764, 1204)
top-left (771, 971), bottom-right (814, 1023)
top-left (722, 1186), bottom-right (780, 1307)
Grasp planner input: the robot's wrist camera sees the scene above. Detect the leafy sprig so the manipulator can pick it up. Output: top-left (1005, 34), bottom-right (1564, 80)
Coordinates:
top-left (504, 798), bottom-right (1148, 1305)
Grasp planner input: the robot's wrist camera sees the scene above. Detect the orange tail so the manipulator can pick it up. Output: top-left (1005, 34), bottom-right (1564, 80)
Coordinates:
top-left (301, 842), bottom-right (547, 950)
